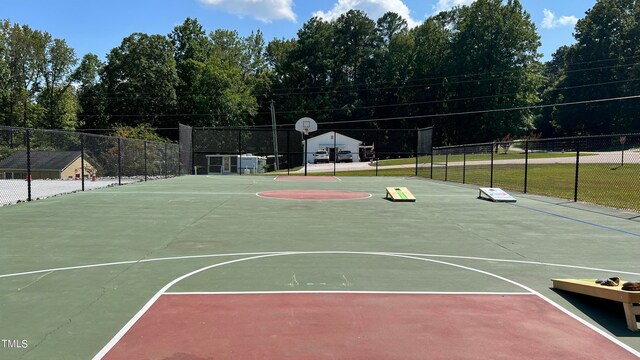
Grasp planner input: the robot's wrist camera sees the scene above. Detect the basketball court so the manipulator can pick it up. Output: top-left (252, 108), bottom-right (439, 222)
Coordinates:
top-left (1, 175), bottom-right (639, 359)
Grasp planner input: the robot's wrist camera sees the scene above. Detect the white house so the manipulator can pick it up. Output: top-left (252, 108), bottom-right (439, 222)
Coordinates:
top-left (303, 131), bottom-right (362, 164)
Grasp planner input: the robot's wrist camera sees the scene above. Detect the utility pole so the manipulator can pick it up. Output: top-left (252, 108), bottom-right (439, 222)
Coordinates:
top-left (270, 100), bottom-right (280, 171)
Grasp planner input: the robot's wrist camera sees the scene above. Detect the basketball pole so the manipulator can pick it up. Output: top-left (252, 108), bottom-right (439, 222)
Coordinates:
top-left (304, 131), bottom-right (309, 176)
top-left (295, 117), bottom-right (317, 177)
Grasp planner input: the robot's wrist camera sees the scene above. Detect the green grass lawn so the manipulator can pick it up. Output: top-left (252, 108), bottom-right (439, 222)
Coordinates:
top-left (315, 163), bottom-right (640, 212)
top-left (375, 152), bottom-right (591, 167)
top-left (437, 163), bottom-right (640, 212)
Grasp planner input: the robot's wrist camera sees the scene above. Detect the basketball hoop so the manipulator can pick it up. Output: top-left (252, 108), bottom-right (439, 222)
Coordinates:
top-left (295, 117), bottom-right (317, 135)
top-left (295, 117), bottom-right (317, 177)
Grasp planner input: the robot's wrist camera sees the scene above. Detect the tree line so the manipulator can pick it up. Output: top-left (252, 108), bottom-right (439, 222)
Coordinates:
top-left (0, 0), bottom-right (638, 145)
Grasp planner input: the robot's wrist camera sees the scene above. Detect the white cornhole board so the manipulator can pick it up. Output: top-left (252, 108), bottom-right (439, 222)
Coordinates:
top-left (478, 188), bottom-right (516, 202)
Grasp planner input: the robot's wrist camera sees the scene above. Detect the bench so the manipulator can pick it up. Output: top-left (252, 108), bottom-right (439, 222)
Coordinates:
top-left (552, 278), bottom-right (640, 331)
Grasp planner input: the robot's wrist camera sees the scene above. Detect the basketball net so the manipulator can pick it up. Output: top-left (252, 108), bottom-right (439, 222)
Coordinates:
top-left (303, 128), bottom-right (309, 136)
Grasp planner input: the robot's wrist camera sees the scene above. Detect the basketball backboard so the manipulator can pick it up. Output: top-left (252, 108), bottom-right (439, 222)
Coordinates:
top-left (295, 117), bottom-right (318, 135)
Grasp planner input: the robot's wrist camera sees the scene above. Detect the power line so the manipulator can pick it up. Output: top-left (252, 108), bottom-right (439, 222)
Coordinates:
top-left (76, 77), bottom-right (640, 119)
top-left (73, 59), bottom-right (640, 103)
top-left (74, 93), bottom-right (640, 131)
top-left (312, 94), bottom-right (640, 126)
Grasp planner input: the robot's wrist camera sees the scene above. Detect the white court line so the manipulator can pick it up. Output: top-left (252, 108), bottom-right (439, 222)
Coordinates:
top-left (0, 252), bottom-right (284, 279)
top-left (95, 191), bottom-right (258, 195)
top-left (3, 250), bottom-right (640, 280)
top-left (91, 251), bottom-right (640, 359)
top-left (273, 175), bottom-right (342, 182)
top-left (392, 251), bottom-right (640, 276)
top-left (255, 192), bottom-right (372, 201)
top-left (164, 291), bottom-right (533, 296)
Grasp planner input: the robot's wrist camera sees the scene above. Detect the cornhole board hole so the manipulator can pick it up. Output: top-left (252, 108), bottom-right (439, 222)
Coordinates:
top-left (385, 187), bottom-right (416, 202)
top-left (552, 278), bottom-right (640, 331)
top-left (478, 188), bottom-right (516, 202)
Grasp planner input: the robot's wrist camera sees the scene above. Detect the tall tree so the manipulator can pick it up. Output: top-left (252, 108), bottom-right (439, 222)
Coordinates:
top-left (169, 18), bottom-right (213, 125)
top-left (443, 0), bottom-right (543, 143)
top-left (293, 17), bottom-right (336, 123)
top-left (40, 38), bottom-right (78, 129)
top-left (550, 0), bottom-right (640, 135)
top-left (101, 33), bottom-right (179, 128)
top-left (0, 20), bottom-right (11, 126)
top-left (1, 23), bottom-right (48, 127)
top-left (368, 12), bottom-right (413, 127)
top-left (73, 53), bottom-right (107, 130)
top-left (408, 16), bottom-right (453, 138)
top-left (265, 37), bottom-right (301, 125)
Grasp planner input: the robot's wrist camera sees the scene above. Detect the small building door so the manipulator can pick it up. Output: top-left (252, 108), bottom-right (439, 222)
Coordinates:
top-left (222, 156), bottom-right (232, 173)
top-left (329, 148), bottom-right (336, 162)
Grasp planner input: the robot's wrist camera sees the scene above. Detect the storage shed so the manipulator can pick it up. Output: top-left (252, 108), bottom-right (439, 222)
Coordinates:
top-left (303, 132), bottom-right (362, 164)
top-left (205, 154), bottom-right (267, 174)
top-left (0, 151), bottom-right (96, 180)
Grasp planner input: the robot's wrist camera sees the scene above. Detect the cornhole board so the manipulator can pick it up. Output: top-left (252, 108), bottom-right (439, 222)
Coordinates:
top-left (385, 187), bottom-right (416, 202)
top-left (478, 187), bottom-right (516, 202)
top-left (552, 278), bottom-right (640, 331)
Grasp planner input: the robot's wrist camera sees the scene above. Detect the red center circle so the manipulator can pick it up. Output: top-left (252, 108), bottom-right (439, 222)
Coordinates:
top-left (257, 190), bottom-right (371, 200)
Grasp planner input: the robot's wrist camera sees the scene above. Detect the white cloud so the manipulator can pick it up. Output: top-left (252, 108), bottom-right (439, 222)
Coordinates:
top-left (433, 0), bottom-right (476, 14)
top-left (542, 9), bottom-right (578, 29)
top-left (313, 0), bottom-right (422, 28)
top-left (200, 0), bottom-right (296, 23)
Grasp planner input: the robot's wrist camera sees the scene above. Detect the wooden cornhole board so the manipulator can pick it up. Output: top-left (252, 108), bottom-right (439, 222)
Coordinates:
top-left (552, 278), bottom-right (640, 331)
top-left (478, 187), bottom-right (516, 202)
top-left (385, 187), bottom-right (416, 202)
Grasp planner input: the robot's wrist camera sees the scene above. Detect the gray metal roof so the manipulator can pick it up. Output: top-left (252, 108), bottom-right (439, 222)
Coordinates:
top-left (0, 151), bottom-right (81, 171)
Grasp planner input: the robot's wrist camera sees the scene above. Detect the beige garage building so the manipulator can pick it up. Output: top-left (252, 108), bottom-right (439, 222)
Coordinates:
top-left (0, 151), bottom-right (96, 180)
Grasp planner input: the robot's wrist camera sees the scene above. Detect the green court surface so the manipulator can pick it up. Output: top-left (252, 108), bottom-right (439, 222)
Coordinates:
top-left (1, 175), bottom-right (640, 359)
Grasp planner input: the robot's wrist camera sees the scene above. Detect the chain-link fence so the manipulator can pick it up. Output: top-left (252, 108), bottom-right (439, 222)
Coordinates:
top-left (191, 127), bottom-right (431, 176)
top-left (179, 123), bottom-right (192, 175)
top-left (0, 126), bottom-right (180, 206)
top-left (429, 134), bottom-right (640, 212)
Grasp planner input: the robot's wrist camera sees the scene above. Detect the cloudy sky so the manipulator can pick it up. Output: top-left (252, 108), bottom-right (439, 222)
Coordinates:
top-left (2, 0), bottom-right (595, 61)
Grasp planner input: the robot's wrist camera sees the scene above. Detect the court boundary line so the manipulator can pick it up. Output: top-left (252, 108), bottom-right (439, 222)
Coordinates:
top-left (4, 250), bottom-right (640, 280)
top-left (91, 251), bottom-right (640, 359)
top-left (273, 175), bottom-right (342, 182)
top-left (93, 191), bottom-right (260, 196)
top-left (510, 203), bottom-right (640, 237)
top-left (255, 191), bottom-right (373, 201)
top-left (164, 291), bottom-right (534, 296)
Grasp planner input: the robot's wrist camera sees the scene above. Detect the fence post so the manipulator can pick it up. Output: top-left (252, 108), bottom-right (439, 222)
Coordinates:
top-left (375, 130), bottom-right (380, 177)
top-left (164, 142), bottom-right (168, 178)
top-left (333, 131), bottom-right (337, 176)
top-left (118, 138), bottom-right (122, 185)
top-left (463, 145), bottom-right (466, 184)
top-left (191, 127), bottom-right (195, 175)
top-left (490, 143), bottom-right (494, 187)
top-left (238, 130), bottom-right (243, 175)
top-left (430, 153), bottom-right (433, 179)
top-left (524, 141), bottom-right (529, 193)
top-left (80, 134), bottom-right (85, 191)
top-left (574, 137), bottom-right (580, 202)
top-left (144, 141), bottom-right (148, 181)
top-left (26, 129), bottom-right (31, 202)
top-left (287, 130), bottom-right (291, 176)
top-left (415, 128), bottom-right (419, 177)
top-left (445, 149), bottom-right (448, 181)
